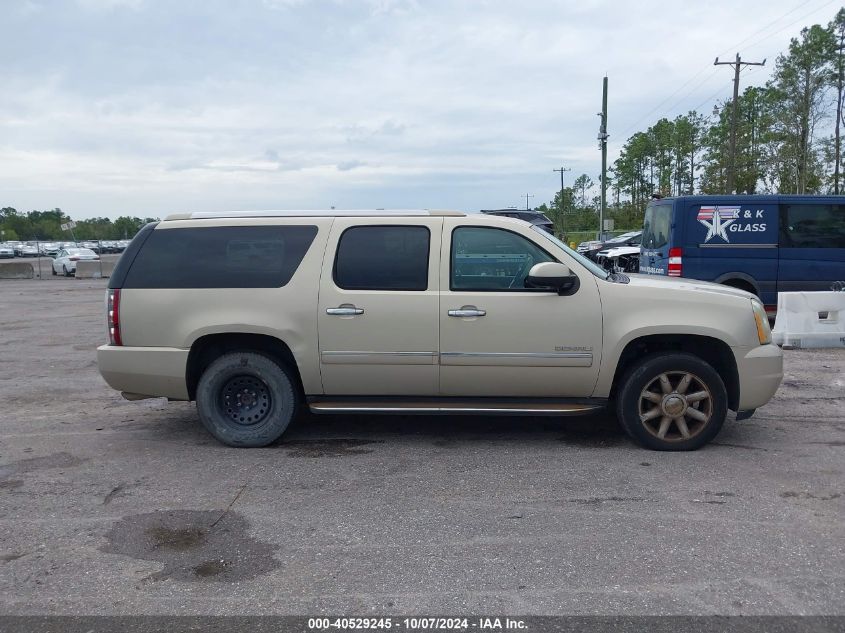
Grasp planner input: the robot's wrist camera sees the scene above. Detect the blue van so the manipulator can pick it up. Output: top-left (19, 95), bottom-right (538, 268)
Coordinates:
top-left (639, 195), bottom-right (845, 314)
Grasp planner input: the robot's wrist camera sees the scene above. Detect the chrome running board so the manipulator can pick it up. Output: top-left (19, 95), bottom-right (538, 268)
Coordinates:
top-left (307, 397), bottom-right (606, 416)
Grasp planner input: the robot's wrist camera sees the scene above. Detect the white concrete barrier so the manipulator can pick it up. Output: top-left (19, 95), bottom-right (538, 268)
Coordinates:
top-left (75, 260), bottom-right (115, 279)
top-left (0, 262), bottom-right (35, 279)
top-left (772, 291), bottom-right (845, 349)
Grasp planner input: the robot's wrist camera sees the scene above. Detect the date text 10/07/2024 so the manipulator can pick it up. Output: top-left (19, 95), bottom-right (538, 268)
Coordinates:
top-left (307, 618), bottom-right (528, 630)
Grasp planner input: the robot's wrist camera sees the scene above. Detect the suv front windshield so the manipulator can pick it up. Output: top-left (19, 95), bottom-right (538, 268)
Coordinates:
top-left (530, 226), bottom-right (609, 279)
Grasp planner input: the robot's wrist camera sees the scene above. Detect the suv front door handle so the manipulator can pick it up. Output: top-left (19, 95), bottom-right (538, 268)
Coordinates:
top-left (448, 308), bottom-right (486, 318)
top-left (326, 306), bottom-right (364, 316)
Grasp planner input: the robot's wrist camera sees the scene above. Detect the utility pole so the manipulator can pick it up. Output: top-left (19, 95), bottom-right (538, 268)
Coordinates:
top-left (597, 76), bottom-right (609, 240)
top-left (524, 193), bottom-right (534, 211)
top-left (553, 166), bottom-right (571, 239)
top-left (714, 54), bottom-right (766, 194)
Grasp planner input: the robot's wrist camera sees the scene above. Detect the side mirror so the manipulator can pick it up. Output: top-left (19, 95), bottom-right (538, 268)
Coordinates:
top-left (525, 262), bottom-right (578, 295)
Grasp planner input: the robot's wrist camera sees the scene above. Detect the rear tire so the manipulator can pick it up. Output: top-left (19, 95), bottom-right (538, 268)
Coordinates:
top-left (196, 352), bottom-right (297, 447)
top-left (63, 265), bottom-right (70, 277)
top-left (616, 352), bottom-right (727, 451)
top-left (51, 266), bottom-right (57, 276)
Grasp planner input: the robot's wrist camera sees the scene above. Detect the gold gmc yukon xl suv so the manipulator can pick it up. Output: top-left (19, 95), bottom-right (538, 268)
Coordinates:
top-left (97, 210), bottom-right (783, 451)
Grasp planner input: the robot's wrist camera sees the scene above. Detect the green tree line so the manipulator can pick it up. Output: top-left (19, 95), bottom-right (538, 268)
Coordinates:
top-left (0, 208), bottom-right (158, 242)
top-left (540, 8), bottom-right (845, 237)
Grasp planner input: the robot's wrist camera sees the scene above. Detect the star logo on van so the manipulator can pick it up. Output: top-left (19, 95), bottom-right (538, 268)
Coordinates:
top-left (697, 206), bottom-right (739, 242)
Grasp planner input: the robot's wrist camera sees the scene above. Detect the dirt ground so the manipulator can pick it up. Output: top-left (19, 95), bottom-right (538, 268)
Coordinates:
top-left (0, 278), bottom-right (843, 615)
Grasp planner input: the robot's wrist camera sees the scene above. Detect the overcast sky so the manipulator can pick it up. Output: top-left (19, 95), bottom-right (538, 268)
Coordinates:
top-left (1, 0), bottom-right (841, 219)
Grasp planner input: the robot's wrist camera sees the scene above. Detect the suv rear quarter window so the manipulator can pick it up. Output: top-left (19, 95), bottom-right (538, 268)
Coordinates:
top-left (121, 225), bottom-right (318, 288)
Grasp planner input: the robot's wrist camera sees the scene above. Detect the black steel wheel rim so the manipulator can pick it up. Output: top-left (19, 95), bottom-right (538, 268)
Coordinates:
top-left (219, 375), bottom-right (272, 426)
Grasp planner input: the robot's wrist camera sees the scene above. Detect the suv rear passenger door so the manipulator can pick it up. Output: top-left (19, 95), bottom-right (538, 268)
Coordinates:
top-left (317, 218), bottom-right (442, 395)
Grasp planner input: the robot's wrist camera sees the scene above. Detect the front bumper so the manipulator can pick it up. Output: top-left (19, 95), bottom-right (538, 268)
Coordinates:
top-left (97, 345), bottom-right (190, 401)
top-left (734, 343), bottom-right (783, 411)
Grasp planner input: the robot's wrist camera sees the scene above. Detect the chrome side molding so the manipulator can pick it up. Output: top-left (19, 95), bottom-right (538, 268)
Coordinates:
top-left (307, 398), bottom-right (606, 416)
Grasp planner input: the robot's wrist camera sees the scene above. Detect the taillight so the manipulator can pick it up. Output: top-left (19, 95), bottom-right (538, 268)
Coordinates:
top-left (69, 256), bottom-right (80, 261)
top-left (107, 289), bottom-right (123, 346)
top-left (668, 247), bottom-right (683, 277)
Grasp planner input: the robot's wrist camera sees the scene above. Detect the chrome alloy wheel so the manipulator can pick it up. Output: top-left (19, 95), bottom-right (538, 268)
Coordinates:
top-left (638, 371), bottom-right (713, 441)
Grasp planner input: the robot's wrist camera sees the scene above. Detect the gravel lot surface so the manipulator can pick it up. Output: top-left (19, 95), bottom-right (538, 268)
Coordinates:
top-left (0, 278), bottom-right (843, 615)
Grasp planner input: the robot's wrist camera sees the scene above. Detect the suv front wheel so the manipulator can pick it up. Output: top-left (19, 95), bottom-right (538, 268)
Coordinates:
top-left (616, 352), bottom-right (727, 451)
top-left (196, 352), bottom-right (297, 447)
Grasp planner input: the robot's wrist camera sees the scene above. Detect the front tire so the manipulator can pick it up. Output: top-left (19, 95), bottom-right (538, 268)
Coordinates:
top-left (196, 352), bottom-right (297, 447)
top-left (616, 352), bottom-right (727, 451)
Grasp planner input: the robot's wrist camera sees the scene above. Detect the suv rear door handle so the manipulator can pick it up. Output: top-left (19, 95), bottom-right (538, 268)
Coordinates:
top-left (326, 306), bottom-right (364, 316)
top-left (448, 308), bottom-right (486, 317)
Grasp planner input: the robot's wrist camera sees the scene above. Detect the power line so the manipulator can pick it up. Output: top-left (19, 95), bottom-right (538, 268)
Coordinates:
top-left (738, 0), bottom-right (838, 53)
top-left (617, 0), bottom-right (818, 140)
top-left (659, 68), bottom-right (722, 119)
top-left (689, 80), bottom-right (736, 113)
top-left (618, 72), bottom-right (716, 140)
top-left (716, 0), bottom-right (817, 57)
top-left (696, 66), bottom-right (764, 114)
top-left (617, 0), bottom-right (836, 142)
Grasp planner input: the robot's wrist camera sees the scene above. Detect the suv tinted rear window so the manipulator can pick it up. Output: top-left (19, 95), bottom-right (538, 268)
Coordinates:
top-left (122, 225), bottom-right (318, 288)
top-left (334, 225), bottom-right (430, 290)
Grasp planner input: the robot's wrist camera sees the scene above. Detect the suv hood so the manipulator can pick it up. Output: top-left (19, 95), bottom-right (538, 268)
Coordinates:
top-left (623, 273), bottom-right (756, 301)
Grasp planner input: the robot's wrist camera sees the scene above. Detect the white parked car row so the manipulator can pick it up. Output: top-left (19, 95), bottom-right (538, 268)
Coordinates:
top-left (0, 240), bottom-right (131, 258)
top-left (51, 248), bottom-right (100, 276)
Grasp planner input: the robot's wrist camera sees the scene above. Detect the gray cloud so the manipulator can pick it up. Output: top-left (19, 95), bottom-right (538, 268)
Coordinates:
top-left (0, 0), bottom-right (837, 218)
top-left (336, 160), bottom-right (366, 171)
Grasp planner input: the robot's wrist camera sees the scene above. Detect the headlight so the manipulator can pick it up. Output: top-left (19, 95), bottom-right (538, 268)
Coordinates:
top-left (751, 300), bottom-right (772, 345)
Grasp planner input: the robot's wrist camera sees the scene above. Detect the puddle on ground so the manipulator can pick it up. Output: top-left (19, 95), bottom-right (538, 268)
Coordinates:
top-left (282, 438), bottom-right (382, 457)
top-left (100, 509), bottom-right (279, 582)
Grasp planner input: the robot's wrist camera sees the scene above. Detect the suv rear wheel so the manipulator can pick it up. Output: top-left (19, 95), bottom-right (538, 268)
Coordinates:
top-left (196, 352), bottom-right (297, 447)
top-left (616, 352), bottom-right (727, 451)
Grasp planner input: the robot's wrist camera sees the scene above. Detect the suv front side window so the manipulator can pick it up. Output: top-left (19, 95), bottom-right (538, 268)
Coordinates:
top-left (450, 226), bottom-right (555, 291)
